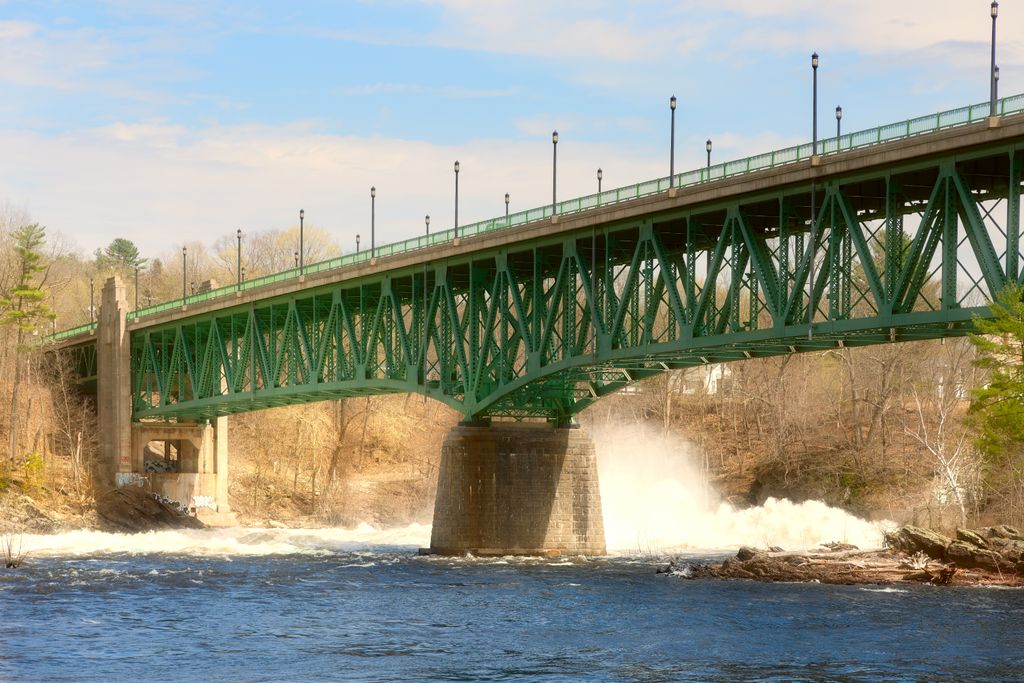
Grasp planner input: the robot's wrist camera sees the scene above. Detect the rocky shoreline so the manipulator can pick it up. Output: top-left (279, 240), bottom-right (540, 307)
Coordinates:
top-left (663, 525), bottom-right (1024, 587)
top-left (1, 487), bottom-right (204, 535)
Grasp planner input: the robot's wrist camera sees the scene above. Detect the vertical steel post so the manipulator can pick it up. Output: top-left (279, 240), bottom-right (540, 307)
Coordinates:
top-left (809, 52), bottom-right (819, 337)
top-left (370, 187), bottom-right (376, 254)
top-left (454, 161), bottom-right (460, 238)
top-left (1008, 152), bottom-right (1021, 282)
top-left (552, 131), bottom-right (559, 214)
top-left (669, 96), bottom-right (677, 187)
top-left (181, 246), bottom-right (187, 300)
top-left (90, 278), bottom-right (95, 323)
top-left (991, 2), bottom-right (999, 117)
top-left (299, 209), bottom-right (304, 272)
top-left (236, 228), bottom-right (242, 290)
top-left (134, 265), bottom-right (139, 311)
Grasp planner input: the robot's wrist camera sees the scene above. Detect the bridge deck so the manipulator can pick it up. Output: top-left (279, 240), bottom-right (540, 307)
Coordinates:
top-left (53, 94), bottom-right (1024, 345)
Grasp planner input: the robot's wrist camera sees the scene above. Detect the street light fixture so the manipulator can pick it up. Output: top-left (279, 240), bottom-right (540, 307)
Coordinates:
top-left (370, 186), bottom-right (376, 255)
top-left (995, 65), bottom-right (1000, 104)
top-left (551, 130), bottom-right (558, 215)
top-left (706, 139), bottom-right (712, 172)
top-left (236, 228), bottom-right (243, 289)
top-left (836, 105), bottom-right (843, 139)
top-left (669, 95), bottom-right (677, 187)
top-left (812, 52), bottom-right (819, 156)
top-left (454, 161), bottom-right (460, 238)
top-left (505, 193), bottom-right (510, 222)
top-left (181, 246), bottom-right (187, 300)
top-left (294, 250), bottom-right (299, 269)
top-left (356, 234), bottom-right (360, 253)
top-left (425, 214), bottom-right (430, 236)
top-left (597, 168), bottom-right (603, 194)
top-left (299, 209), bottom-right (304, 272)
top-left (809, 52), bottom-right (820, 338)
top-left (991, 1), bottom-right (999, 117)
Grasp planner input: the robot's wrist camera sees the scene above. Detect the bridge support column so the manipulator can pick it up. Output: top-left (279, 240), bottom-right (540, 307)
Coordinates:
top-left (129, 419), bottom-right (236, 526)
top-left (429, 423), bottom-right (606, 556)
top-left (97, 277), bottom-right (132, 487)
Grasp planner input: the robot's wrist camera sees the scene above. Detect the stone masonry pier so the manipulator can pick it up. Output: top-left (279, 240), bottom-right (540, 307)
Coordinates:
top-left (429, 423), bottom-right (606, 556)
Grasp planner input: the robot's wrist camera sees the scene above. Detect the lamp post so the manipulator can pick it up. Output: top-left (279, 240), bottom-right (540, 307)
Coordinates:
top-left (669, 95), bottom-right (677, 187)
top-left (551, 130), bottom-right (558, 214)
top-left (299, 209), bottom-right (304, 272)
top-left (90, 278), bottom-right (95, 323)
top-left (809, 52), bottom-right (819, 338)
top-left (134, 265), bottom-right (139, 311)
top-left (812, 52), bottom-right (819, 156)
top-left (835, 105), bottom-right (843, 139)
top-left (454, 161), bottom-right (460, 238)
top-left (505, 193), bottom-right (510, 222)
top-left (181, 246), bottom-right (187, 300)
top-left (370, 186), bottom-right (376, 254)
top-left (991, 1), bottom-right (999, 117)
top-left (236, 228), bottom-right (242, 289)
top-left (425, 214), bottom-right (430, 236)
top-left (706, 139), bottom-right (712, 172)
top-left (597, 168), bottom-right (603, 194)
top-left (356, 234), bottom-right (360, 254)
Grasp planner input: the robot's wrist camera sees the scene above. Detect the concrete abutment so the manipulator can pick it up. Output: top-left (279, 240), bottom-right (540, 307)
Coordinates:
top-left (429, 423), bottom-right (606, 556)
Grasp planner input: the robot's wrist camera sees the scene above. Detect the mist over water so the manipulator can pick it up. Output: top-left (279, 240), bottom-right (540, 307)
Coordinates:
top-left (15, 425), bottom-right (893, 559)
top-left (594, 425), bottom-right (892, 553)
top-left (18, 524), bottom-right (432, 558)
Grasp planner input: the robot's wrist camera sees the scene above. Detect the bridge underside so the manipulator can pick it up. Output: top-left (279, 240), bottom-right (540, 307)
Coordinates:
top-left (114, 142), bottom-right (1022, 423)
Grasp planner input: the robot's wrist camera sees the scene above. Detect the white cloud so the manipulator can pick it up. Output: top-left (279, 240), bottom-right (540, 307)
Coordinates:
top-left (336, 83), bottom-right (518, 98)
top-left (721, 0), bottom-right (1024, 61)
top-left (0, 121), bottom-right (676, 260)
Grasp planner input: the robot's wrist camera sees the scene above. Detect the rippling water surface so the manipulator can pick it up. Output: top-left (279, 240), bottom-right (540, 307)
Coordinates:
top-left (2, 527), bottom-right (1023, 682)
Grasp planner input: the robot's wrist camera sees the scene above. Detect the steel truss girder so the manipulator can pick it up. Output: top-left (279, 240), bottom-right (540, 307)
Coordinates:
top-left (127, 144), bottom-right (1023, 423)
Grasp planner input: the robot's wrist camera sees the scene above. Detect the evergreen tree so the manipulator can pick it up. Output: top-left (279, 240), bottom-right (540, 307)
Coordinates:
top-left (95, 237), bottom-right (146, 272)
top-left (0, 223), bottom-right (56, 467)
top-left (969, 283), bottom-right (1024, 462)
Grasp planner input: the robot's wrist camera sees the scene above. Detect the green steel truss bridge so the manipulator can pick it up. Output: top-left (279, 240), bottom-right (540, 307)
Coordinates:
top-left (58, 96), bottom-right (1024, 424)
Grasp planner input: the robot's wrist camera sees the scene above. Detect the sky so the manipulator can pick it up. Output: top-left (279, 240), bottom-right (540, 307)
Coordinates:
top-left (0, 1), bottom-right (1021, 260)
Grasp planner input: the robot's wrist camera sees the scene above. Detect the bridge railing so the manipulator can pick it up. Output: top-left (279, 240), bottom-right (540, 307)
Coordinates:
top-left (51, 93), bottom-right (1024, 340)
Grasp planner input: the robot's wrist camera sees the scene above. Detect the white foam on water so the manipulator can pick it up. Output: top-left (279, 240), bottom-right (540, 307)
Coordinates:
top-left (594, 425), bottom-right (894, 553)
top-left (17, 426), bottom-right (893, 558)
top-left (18, 523), bottom-right (432, 558)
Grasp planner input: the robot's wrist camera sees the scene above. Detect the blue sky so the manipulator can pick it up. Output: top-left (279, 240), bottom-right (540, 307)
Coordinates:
top-left (0, 1), bottom-right (1020, 259)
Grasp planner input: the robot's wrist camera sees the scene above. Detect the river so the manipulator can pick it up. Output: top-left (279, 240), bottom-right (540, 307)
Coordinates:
top-left (2, 525), bottom-right (1024, 682)
top-left (4, 429), bottom-right (1024, 681)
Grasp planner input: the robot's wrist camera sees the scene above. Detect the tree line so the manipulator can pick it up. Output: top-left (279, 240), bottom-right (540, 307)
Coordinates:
top-left (0, 207), bottom-right (1022, 530)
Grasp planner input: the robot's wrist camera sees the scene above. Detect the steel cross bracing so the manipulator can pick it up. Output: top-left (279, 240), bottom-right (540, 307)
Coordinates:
top-left (124, 144), bottom-right (1023, 424)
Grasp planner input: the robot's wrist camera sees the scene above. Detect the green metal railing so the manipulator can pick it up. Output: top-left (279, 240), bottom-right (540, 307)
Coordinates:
top-left (50, 93), bottom-right (1024, 343)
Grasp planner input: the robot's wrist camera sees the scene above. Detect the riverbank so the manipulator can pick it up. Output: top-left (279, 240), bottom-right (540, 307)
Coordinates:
top-left (666, 525), bottom-right (1024, 587)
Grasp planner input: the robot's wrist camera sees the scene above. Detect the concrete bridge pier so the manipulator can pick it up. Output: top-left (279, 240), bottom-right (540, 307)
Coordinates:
top-left (429, 422), bottom-right (606, 556)
top-left (97, 277), bottom-right (132, 487)
top-left (98, 276), bottom-right (235, 526)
